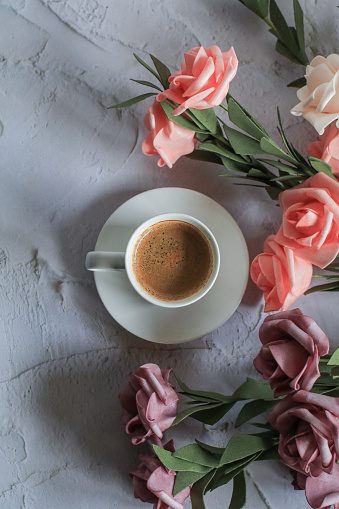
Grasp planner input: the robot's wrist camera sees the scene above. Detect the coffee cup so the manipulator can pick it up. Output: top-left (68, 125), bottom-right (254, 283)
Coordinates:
top-left (86, 213), bottom-right (220, 308)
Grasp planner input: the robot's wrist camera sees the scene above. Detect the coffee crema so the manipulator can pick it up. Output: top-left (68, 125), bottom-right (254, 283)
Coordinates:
top-left (132, 220), bottom-right (213, 302)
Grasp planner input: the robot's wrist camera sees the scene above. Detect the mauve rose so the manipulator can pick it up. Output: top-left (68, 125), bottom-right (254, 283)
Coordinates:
top-left (275, 172), bottom-right (339, 269)
top-left (305, 461), bottom-right (339, 509)
top-left (130, 440), bottom-right (191, 509)
top-left (269, 390), bottom-right (339, 478)
top-left (157, 45), bottom-right (238, 116)
top-left (309, 123), bottom-right (339, 178)
top-left (142, 100), bottom-right (195, 168)
top-left (254, 309), bottom-right (329, 397)
top-left (291, 54), bottom-right (339, 135)
top-left (119, 363), bottom-right (178, 445)
top-left (250, 235), bottom-right (313, 312)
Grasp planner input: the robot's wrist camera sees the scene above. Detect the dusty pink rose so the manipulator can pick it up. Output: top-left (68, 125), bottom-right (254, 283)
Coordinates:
top-left (305, 461), bottom-right (339, 509)
top-left (275, 172), bottom-right (339, 269)
top-left (130, 440), bottom-right (191, 509)
top-left (250, 235), bottom-right (313, 312)
top-left (119, 363), bottom-right (178, 445)
top-left (269, 390), bottom-right (339, 478)
top-left (309, 122), bottom-right (339, 178)
top-left (254, 309), bottom-right (329, 397)
top-left (142, 100), bottom-right (195, 168)
top-left (157, 45), bottom-right (238, 116)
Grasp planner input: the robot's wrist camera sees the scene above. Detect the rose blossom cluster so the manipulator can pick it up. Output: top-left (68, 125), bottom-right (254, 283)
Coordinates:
top-left (118, 363), bottom-right (190, 509)
top-left (250, 172), bottom-right (339, 312)
top-left (254, 309), bottom-right (339, 509)
top-left (142, 45), bottom-right (238, 168)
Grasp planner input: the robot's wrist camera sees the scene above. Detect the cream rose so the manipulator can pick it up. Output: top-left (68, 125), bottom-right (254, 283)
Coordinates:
top-left (291, 54), bottom-right (339, 135)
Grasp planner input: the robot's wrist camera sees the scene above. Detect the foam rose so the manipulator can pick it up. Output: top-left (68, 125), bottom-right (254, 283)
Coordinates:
top-left (254, 309), bottom-right (329, 397)
top-left (308, 122), bottom-right (339, 178)
top-left (275, 172), bottom-right (339, 269)
top-left (157, 45), bottom-right (238, 116)
top-left (130, 440), bottom-right (191, 509)
top-left (142, 100), bottom-right (195, 168)
top-left (291, 54), bottom-right (339, 135)
top-left (119, 363), bottom-right (178, 445)
top-left (250, 235), bottom-right (313, 312)
top-left (305, 461), bottom-right (339, 509)
top-left (269, 391), bottom-right (339, 478)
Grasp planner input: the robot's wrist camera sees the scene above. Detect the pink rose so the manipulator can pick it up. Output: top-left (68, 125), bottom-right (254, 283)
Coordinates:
top-left (254, 309), bottom-right (329, 397)
top-left (250, 235), bottom-right (313, 312)
top-left (309, 123), bottom-right (339, 178)
top-left (142, 100), bottom-right (195, 168)
top-left (157, 45), bottom-right (238, 116)
top-left (275, 172), bottom-right (339, 269)
top-left (119, 363), bottom-right (178, 445)
top-left (130, 440), bottom-right (191, 509)
top-left (269, 390), bottom-right (339, 478)
top-left (305, 461), bottom-right (339, 509)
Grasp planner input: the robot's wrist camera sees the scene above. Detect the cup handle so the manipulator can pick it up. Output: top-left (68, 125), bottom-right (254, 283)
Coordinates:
top-left (86, 251), bottom-right (125, 271)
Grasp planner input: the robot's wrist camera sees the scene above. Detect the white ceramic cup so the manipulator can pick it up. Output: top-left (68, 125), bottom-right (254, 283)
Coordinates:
top-left (86, 213), bottom-right (220, 308)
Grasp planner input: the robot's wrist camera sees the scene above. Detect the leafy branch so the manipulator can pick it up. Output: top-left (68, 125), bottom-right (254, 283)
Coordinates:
top-left (237, 0), bottom-right (309, 87)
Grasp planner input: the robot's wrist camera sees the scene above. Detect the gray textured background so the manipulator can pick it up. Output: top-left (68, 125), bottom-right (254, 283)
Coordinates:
top-left (1, 0), bottom-right (339, 507)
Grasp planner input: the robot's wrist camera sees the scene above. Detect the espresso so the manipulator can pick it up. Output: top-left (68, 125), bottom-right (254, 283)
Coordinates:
top-left (132, 220), bottom-right (213, 301)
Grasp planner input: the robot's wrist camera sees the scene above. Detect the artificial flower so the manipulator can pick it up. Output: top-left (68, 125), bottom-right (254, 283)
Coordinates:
top-left (308, 122), bottom-right (339, 178)
top-left (250, 235), bottom-right (313, 312)
top-left (130, 440), bottom-right (191, 509)
top-left (275, 172), bottom-right (339, 269)
top-left (269, 390), bottom-right (339, 478)
top-left (157, 45), bottom-right (238, 116)
top-left (291, 54), bottom-right (339, 135)
top-left (254, 308), bottom-right (329, 397)
top-left (305, 461), bottom-right (339, 509)
top-left (119, 363), bottom-right (178, 445)
top-left (142, 100), bottom-right (195, 168)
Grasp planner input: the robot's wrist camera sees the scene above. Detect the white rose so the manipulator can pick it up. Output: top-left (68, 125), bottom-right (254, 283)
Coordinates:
top-left (291, 54), bottom-right (339, 135)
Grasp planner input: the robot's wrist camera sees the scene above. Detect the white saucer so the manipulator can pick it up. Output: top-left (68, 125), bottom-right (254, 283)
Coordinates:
top-left (93, 188), bottom-right (249, 344)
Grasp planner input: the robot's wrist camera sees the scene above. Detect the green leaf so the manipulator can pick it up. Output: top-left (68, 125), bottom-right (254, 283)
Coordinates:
top-left (223, 125), bottom-right (265, 155)
top-left (186, 150), bottom-right (222, 165)
top-left (265, 185), bottom-right (283, 200)
top-left (173, 470), bottom-right (208, 497)
top-left (305, 281), bottom-right (339, 294)
top-left (159, 101), bottom-right (204, 132)
top-left (192, 402), bottom-right (236, 425)
top-left (219, 157), bottom-right (253, 174)
top-left (195, 440), bottom-right (224, 456)
top-left (173, 374), bottom-right (233, 402)
top-left (287, 76), bottom-right (307, 88)
top-left (256, 446), bottom-right (279, 461)
top-left (309, 157), bottom-right (337, 179)
top-left (209, 453), bottom-right (260, 491)
top-left (258, 158), bottom-right (300, 174)
top-left (328, 348), bottom-right (339, 366)
top-left (173, 402), bottom-right (227, 426)
top-left (190, 470), bottom-right (217, 509)
top-left (133, 53), bottom-right (163, 84)
top-left (173, 444), bottom-right (221, 468)
top-left (107, 93), bottom-right (156, 109)
top-left (153, 445), bottom-right (212, 473)
top-left (235, 399), bottom-right (278, 427)
top-left (232, 378), bottom-right (275, 400)
top-left (130, 78), bottom-right (163, 91)
top-left (227, 96), bottom-right (269, 140)
top-left (238, 0), bottom-right (268, 18)
top-left (220, 434), bottom-right (271, 465)
top-left (260, 137), bottom-right (295, 163)
top-left (275, 40), bottom-right (304, 65)
top-left (293, 0), bottom-right (306, 53)
top-left (229, 471), bottom-right (246, 509)
top-left (150, 54), bottom-right (171, 89)
top-left (270, 0), bottom-right (299, 54)
top-left (189, 108), bottom-right (220, 134)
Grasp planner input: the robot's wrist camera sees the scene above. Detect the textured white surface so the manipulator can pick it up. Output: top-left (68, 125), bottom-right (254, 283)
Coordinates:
top-left (1, 1), bottom-right (339, 508)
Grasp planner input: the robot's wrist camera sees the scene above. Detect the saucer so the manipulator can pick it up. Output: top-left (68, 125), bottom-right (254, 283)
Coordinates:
top-left (93, 187), bottom-right (249, 344)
